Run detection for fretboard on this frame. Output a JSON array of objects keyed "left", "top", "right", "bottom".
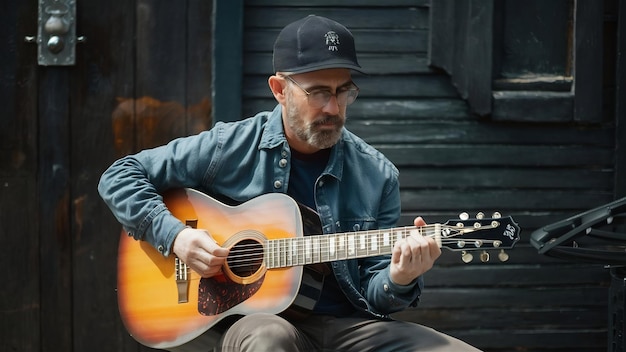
[{"left": 264, "top": 224, "right": 442, "bottom": 269}]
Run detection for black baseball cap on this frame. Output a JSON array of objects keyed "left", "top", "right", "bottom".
[{"left": 273, "top": 15, "right": 364, "bottom": 74}]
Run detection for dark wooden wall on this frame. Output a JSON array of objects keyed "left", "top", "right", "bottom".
[
  {"left": 1, "top": 1, "right": 211, "bottom": 351},
  {"left": 1, "top": 0, "right": 624, "bottom": 351}
]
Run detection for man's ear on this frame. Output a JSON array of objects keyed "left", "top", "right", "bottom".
[{"left": 268, "top": 75, "right": 287, "bottom": 104}]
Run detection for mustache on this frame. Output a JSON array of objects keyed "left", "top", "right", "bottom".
[{"left": 312, "top": 115, "right": 343, "bottom": 127}]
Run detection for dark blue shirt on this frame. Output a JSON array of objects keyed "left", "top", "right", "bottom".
[{"left": 287, "top": 148, "right": 354, "bottom": 316}]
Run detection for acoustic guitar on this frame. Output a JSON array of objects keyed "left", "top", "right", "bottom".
[{"left": 117, "top": 188, "right": 520, "bottom": 350}]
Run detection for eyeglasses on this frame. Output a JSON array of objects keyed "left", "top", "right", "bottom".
[{"left": 282, "top": 75, "right": 359, "bottom": 109}]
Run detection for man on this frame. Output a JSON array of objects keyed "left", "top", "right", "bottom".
[{"left": 99, "top": 15, "right": 481, "bottom": 352}]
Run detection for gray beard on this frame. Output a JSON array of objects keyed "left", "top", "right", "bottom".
[{"left": 286, "top": 102, "right": 344, "bottom": 150}]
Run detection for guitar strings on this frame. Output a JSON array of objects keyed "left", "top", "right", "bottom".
[
  {"left": 224, "top": 238, "right": 501, "bottom": 269},
  {"left": 221, "top": 224, "right": 499, "bottom": 269}
]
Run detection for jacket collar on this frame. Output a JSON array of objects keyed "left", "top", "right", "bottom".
[{"left": 260, "top": 104, "right": 344, "bottom": 181}]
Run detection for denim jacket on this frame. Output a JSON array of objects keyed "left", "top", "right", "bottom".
[{"left": 98, "top": 104, "right": 422, "bottom": 318}]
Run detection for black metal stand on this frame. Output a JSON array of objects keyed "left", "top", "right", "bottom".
[{"left": 531, "top": 197, "right": 626, "bottom": 351}]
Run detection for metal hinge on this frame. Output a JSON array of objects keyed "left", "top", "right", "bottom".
[{"left": 24, "top": 0, "right": 85, "bottom": 66}]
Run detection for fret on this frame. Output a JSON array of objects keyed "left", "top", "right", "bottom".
[
  {"left": 279, "top": 238, "right": 286, "bottom": 268},
  {"left": 320, "top": 236, "right": 330, "bottom": 262},
  {"left": 285, "top": 238, "right": 291, "bottom": 267},
  {"left": 266, "top": 240, "right": 272, "bottom": 268},
  {"left": 312, "top": 236, "right": 320, "bottom": 263},
  {"left": 370, "top": 232, "right": 378, "bottom": 253},
  {"left": 275, "top": 240, "right": 281, "bottom": 268},
  {"left": 296, "top": 237, "right": 303, "bottom": 266},
  {"left": 358, "top": 233, "right": 367, "bottom": 257},
  {"left": 347, "top": 234, "right": 356, "bottom": 257},
  {"left": 272, "top": 239, "right": 279, "bottom": 268},
  {"left": 336, "top": 234, "right": 346, "bottom": 259},
  {"left": 434, "top": 223, "right": 442, "bottom": 247},
  {"left": 305, "top": 237, "right": 312, "bottom": 264},
  {"left": 291, "top": 238, "right": 298, "bottom": 266}
]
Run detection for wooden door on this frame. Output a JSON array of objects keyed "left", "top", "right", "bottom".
[{"left": 1, "top": 1, "right": 213, "bottom": 351}]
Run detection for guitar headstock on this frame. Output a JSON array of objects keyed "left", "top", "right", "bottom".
[{"left": 439, "top": 212, "right": 521, "bottom": 263}]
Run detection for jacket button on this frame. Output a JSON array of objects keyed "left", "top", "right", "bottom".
[
  {"left": 274, "top": 180, "right": 282, "bottom": 189},
  {"left": 279, "top": 158, "right": 287, "bottom": 167},
  {"left": 383, "top": 284, "right": 389, "bottom": 292},
  {"left": 157, "top": 245, "right": 164, "bottom": 253}
]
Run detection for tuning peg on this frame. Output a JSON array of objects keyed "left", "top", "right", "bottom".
[
  {"left": 461, "top": 251, "right": 473, "bottom": 263},
  {"left": 498, "top": 249, "right": 510, "bottom": 262},
  {"left": 480, "top": 250, "right": 490, "bottom": 262},
  {"left": 492, "top": 212, "right": 502, "bottom": 219},
  {"left": 459, "top": 212, "right": 469, "bottom": 220},
  {"left": 476, "top": 212, "right": 484, "bottom": 219}
]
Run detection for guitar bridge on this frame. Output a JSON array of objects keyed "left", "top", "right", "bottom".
[
  {"left": 175, "top": 257, "right": 189, "bottom": 303},
  {"left": 174, "top": 219, "right": 198, "bottom": 303}
]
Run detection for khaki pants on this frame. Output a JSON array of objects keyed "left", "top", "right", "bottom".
[{"left": 218, "top": 313, "right": 482, "bottom": 352}]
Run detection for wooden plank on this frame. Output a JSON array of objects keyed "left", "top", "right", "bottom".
[
  {"left": 397, "top": 167, "right": 613, "bottom": 189},
  {"left": 428, "top": 0, "right": 454, "bottom": 72},
  {"left": 493, "top": 76, "right": 573, "bottom": 91},
  {"left": 454, "top": 329, "right": 606, "bottom": 350},
  {"left": 396, "top": 307, "right": 607, "bottom": 330},
  {"left": 70, "top": 0, "right": 140, "bottom": 351},
  {"left": 429, "top": 0, "right": 495, "bottom": 115},
  {"left": 423, "top": 264, "right": 610, "bottom": 287},
  {"left": 399, "top": 189, "right": 614, "bottom": 212},
  {"left": 213, "top": 0, "right": 244, "bottom": 123},
  {"left": 186, "top": 0, "right": 214, "bottom": 131},
  {"left": 615, "top": 0, "right": 626, "bottom": 197},
  {"left": 245, "top": 0, "right": 430, "bottom": 7},
  {"left": 0, "top": 179, "right": 39, "bottom": 352},
  {"left": 344, "top": 98, "right": 470, "bottom": 119},
  {"left": 347, "top": 121, "right": 614, "bottom": 146},
  {"left": 451, "top": 0, "right": 469, "bottom": 97},
  {"left": 38, "top": 67, "right": 72, "bottom": 352},
  {"left": 465, "top": 0, "right": 493, "bottom": 116},
  {"left": 135, "top": 0, "right": 188, "bottom": 148},
  {"left": 574, "top": 0, "right": 604, "bottom": 123},
  {"left": 492, "top": 90, "right": 574, "bottom": 122},
  {"left": 244, "top": 7, "right": 430, "bottom": 29},
  {"left": 380, "top": 145, "right": 613, "bottom": 167},
  {"left": 415, "top": 286, "right": 607, "bottom": 309}
]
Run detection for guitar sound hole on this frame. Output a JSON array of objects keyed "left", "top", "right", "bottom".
[{"left": 227, "top": 239, "right": 264, "bottom": 278}]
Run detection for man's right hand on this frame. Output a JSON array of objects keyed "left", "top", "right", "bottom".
[{"left": 172, "top": 227, "right": 230, "bottom": 277}]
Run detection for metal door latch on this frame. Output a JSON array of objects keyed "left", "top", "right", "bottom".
[{"left": 24, "top": 0, "right": 85, "bottom": 66}]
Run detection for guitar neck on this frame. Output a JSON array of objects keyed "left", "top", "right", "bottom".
[{"left": 265, "top": 225, "right": 443, "bottom": 269}]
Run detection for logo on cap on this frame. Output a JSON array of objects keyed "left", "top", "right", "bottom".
[{"left": 325, "top": 31, "right": 340, "bottom": 52}]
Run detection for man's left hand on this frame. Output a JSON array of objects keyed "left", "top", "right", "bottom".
[{"left": 389, "top": 217, "right": 442, "bottom": 286}]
